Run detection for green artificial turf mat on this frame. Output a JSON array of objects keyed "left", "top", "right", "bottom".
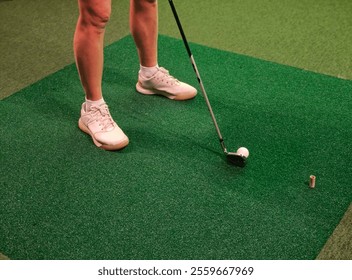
[{"left": 1, "top": 35, "right": 351, "bottom": 260}]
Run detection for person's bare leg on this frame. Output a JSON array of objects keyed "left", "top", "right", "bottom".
[
  {"left": 74, "top": 0, "right": 111, "bottom": 101},
  {"left": 130, "top": 0, "right": 197, "bottom": 100},
  {"left": 130, "top": 0, "right": 158, "bottom": 67},
  {"left": 74, "top": 0, "right": 129, "bottom": 150}
]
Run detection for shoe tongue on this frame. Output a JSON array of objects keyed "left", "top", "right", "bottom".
[
  {"left": 87, "top": 103, "right": 115, "bottom": 131},
  {"left": 84, "top": 95, "right": 104, "bottom": 108},
  {"left": 86, "top": 102, "right": 105, "bottom": 112},
  {"left": 100, "top": 110, "right": 115, "bottom": 131}
]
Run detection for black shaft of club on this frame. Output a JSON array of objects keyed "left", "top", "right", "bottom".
[{"left": 168, "top": 0, "right": 228, "bottom": 153}]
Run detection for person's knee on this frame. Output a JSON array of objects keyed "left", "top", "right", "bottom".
[
  {"left": 132, "top": 0, "right": 157, "bottom": 8},
  {"left": 79, "top": 0, "right": 111, "bottom": 29},
  {"left": 135, "top": 0, "right": 157, "bottom": 3}
]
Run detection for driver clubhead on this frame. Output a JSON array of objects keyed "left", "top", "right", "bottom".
[{"left": 226, "top": 152, "right": 246, "bottom": 167}]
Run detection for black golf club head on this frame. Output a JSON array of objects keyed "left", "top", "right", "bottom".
[{"left": 226, "top": 152, "right": 246, "bottom": 167}]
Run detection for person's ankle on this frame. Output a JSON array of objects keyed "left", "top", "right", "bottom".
[
  {"left": 139, "top": 64, "right": 159, "bottom": 78},
  {"left": 85, "top": 97, "right": 105, "bottom": 111}
]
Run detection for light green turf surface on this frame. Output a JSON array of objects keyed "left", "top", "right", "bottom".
[
  {"left": 159, "top": 0, "right": 352, "bottom": 80},
  {"left": 0, "top": 0, "right": 130, "bottom": 99},
  {"left": 317, "top": 203, "right": 352, "bottom": 260},
  {"left": 0, "top": 253, "right": 9, "bottom": 260}
]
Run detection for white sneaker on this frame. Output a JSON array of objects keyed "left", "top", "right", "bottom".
[
  {"left": 78, "top": 102, "right": 129, "bottom": 150},
  {"left": 136, "top": 67, "right": 197, "bottom": 100}
]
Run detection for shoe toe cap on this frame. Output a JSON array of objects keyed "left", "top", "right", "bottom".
[
  {"left": 171, "top": 82, "right": 197, "bottom": 100},
  {"left": 95, "top": 125, "right": 129, "bottom": 147}
]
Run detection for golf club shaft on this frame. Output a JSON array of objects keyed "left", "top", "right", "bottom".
[{"left": 168, "top": 0, "right": 228, "bottom": 154}]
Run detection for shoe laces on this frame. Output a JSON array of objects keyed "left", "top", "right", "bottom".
[
  {"left": 157, "top": 67, "right": 180, "bottom": 86},
  {"left": 87, "top": 103, "right": 115, "bottom": 132}
]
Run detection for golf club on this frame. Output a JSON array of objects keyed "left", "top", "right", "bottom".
[{"left": 168, "top": 0, "right": 247, "bottom": 167}]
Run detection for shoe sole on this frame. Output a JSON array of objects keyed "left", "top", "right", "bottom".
[
  {"left": 78, "top": 119, "right": 129, "bottom": 151},
  {"left": 136, "top": 82, "right": 196, "bottom": 101}
]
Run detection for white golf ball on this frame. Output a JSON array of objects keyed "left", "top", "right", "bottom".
[{"left": 237, "top": 147, "right": 249, "bottom": 158}]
